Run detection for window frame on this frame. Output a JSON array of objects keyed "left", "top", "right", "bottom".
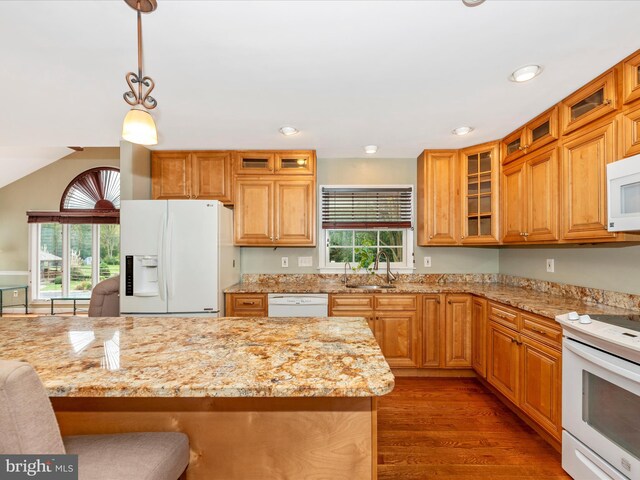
[
  {"left": 318, "top": 184, "right": 415, "bottom": 273},
  {"left": 29, "top": 223, "right": 118, "bottom": 302}
]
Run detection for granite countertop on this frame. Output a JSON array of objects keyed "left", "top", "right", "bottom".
[
  {"left": 225, "top": 280, "right": 639, "bottom": 319},
  {"left": 0, "top": 316, "right": 394, "bottom": 398}
]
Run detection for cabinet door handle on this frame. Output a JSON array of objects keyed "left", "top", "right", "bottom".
[
  {"left": 530, "top": 327, "right": 547, "bottom": 335},
  {"left": 242, "top": 301, "right": 255, "bottom": 305},
  {"left": 429, "top": 235, "right": 433, "bottom": 239},
  {"left": 276, "top": 235, "right": 279, "bottom": 240},
  {"left": 270, "top": 236, "right": 274, "bottom": 241},
  {"left": 447, "top": 300, "right": 452, "bottom": 304},
  {"left": 603, "top": 99, "right": 612, "bottom": 106}
]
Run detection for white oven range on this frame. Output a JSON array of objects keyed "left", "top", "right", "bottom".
[{"left": 556, "top": 312, "right": 640, "bottom": 480}]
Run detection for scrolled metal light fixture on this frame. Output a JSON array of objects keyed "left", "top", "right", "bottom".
[{"left": 122, "top": 0, "right": 159, "bottom": 146}]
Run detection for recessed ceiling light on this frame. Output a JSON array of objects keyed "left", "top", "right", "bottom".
[
  {"left": 279, "top": 126, "right": 299, "bottom": 136},
  {"left": 364, "top": 145, "right": 378, "bottom": 154},
  {"left": 452, "top": 126, "right": 474, "bottom": 136},
  {"left": 462, "top": 0, "right": 485, "bottom": 6},
  {"left": 510, "top": 65, "right": 542, "bottom": 83}
]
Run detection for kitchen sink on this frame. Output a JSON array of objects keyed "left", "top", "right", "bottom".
[{"left": 345, "top": 284, "right": 396, "bottom": 289}]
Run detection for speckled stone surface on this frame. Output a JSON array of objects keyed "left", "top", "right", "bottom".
[
  {"left": 0, "top": 316, "right": 394, "bottom": 398},
  {"left": 225, "top": 274, "right": 640, "bottom": 318}
]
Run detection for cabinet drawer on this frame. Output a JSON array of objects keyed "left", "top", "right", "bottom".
[
  {"left": 330, "top": 295, "right": 374, "bottom": 311},
  {"left": 374, "top": 295, "right": 418, "bottom": 311},
  {"left": 488, "top": 302, "right": 520, "bottom": 329},
  {"left": 231, "top": 295, "right": 266, "bottom": 312},
  {"left": 521, "top": 313, "right": 562, "bottom": 348}
]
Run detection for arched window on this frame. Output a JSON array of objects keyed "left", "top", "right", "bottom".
[
  {"left": 27, "top": 167, "right": 120, "bottom": 224},
  {"left": 27, "top": 167, "right": 120, "bottom": 301},
  {"left": 61, "top": 167, "right": 120, "bottom": 211}
]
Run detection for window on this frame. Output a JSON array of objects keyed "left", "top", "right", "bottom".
[
  {"left": 27, "top": 167, "right": 120, "bottom": 301},
  {"left": 319, "top": 185, "right": 414, "bottom": 271}
]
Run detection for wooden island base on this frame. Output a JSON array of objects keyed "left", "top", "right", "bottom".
[{"left": 52, "top": 396, "right": 377, "bottom": 480}]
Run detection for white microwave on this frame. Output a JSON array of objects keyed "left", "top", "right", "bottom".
[{"left": 607, "top": 154, "right": 640, "bottom": 232}]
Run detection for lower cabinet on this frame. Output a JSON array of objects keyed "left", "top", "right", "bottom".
[
  {"left": 486, "top": 301, "right": 562, "bottom": 442},
  {"left": 225, "top": 293, "right": 268, "bottom": 317},
  {"left": 471, "top": 297, "right": 488, "bottom": 378},
  {"left": 421, "top": 294, "right": 472, "bottom": 368},
  {"left": 330, "top": 294, "right": 419, "bottom": 368}
]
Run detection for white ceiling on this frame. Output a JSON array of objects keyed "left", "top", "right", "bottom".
[{"left": 0, "top": 0, "right": 639, "bottom": 166}]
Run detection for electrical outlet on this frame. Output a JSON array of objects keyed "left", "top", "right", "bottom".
[
  {"left": 424, "top": 256, "right": 432, "bottom": 268},
  {"left": 12, "top": 290, "right": 18, "bottom": 298},
  {"left": 546, "top": 258, "right": 555, "bottom": 273},
  {"left": 298, "top": 256, "right": 312, "bottom": 267},
  {"left": 281, "top": 257, "right": 289, "bottom": 268}
]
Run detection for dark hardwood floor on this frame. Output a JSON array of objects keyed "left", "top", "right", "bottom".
[{"left": 377, "top": 377, "right": 571, "bottom": 480}]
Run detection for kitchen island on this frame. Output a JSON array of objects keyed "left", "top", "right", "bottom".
[{"left": 0, "top": 315, "right": 394, "bottom": 479}]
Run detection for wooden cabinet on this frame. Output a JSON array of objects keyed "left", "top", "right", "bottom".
[
  {"left": 471, "top": 297, "right": 487, "bottom": 378},
  {"left": 233, "top": 150, "right": 316, "bottom": 247},
  {"left": 486, "top": 301, "right": 562, "bottom": 441},
  {"left": 560, "top": 69, "right": 618, "bottom": 135},
  {"left": 419, "top": 294, "right": 472, "bottom": 369},
  {"left": 417, "top": 150, "right": 459, "bottom": 245},
  {"left": 621, "top": 102, "right": 640, "bottom": 158},
  {"left": 234, "top": 178, "right": 315, "bottom": 246},
  {"left": 444, "top": 295, "right": 472, "bottom": 367},
  {"left": 330, "top": 294, "right": 419, "bottom": 368},
  {"left": 376, "top": 311, "right": 420, "bottom": 368},
  {"left": 622, "top": 50, "right": 640, "bottom": 105},
  {"left": 151, "top": 151, "right": 192, "bottom": 199},
  {"left": 487, "top": 320, "right": 520, "bottom": 404},
  {"left": 502, "top": 146, "right": 559, "bottom": 243},
  {"left": 502, "top": 107, "right": 559, "bottom": 165},
  {"left": 561, "top": 118, "right": 617, "bottom": 241},
  {"left": 520, "top": 335, "right": 562, "bottom": 440},
  {"left": 225, "top": 293, "right": 268, "bottom": 317},
  {"left": 421, "top": 295, "right": 442, "bottom": 368},
  {"left": 459, "top": 142, "right": 500, "bottom": 244},
  {"left": 151, "top": 151, "right": 233, "bottom": 204},
  {"left": 235, "top": 151, "right": 316, "bottom": 176}
]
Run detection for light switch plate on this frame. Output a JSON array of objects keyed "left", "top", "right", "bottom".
[
  {"left": 424, "top": 256, "right": 432, "bottom": 268},
  {"left": 281, "top": 257, "right": 289, "bottom": 268},
  {"left": 298, "top": 256, "right": 313, "bottom": 267},
  {"left": 546, "top": 258, "right": 555, "bottom": 273}
]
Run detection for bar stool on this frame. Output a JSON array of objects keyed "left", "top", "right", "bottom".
[{"left": 0, "top": 360, "right": 189, "bottom": 480}]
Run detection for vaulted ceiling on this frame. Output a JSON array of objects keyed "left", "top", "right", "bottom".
[{"left": 0, "top": 0, "right": 639, "bottom": 173}]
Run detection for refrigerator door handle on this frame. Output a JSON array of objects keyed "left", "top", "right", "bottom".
[
  {"left": 166, "top": 212, "right": 174, "bottom": 299},
  {"left": 157, "top": 212, "right": 166, "bottom": 301}
]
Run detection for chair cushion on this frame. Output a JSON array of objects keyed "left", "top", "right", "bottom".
[
  {"left": 63, "top": 432, "right": 189, "bottom": 480},
  {"left": 0, "top": 360, "right": 65, "bottom": 454},
  {"left": 88, "top": 275, "right": 120, "bottom": 317}
]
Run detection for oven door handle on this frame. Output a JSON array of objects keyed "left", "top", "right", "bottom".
[{"left": 565, "top": 340, "right": 640, "bottom": 383}]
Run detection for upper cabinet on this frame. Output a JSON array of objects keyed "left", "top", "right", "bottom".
[
  {"left": 560, "top": 118, "right": 617, "bottom": 241},
  {"left": 233, "top": 150, "right": 316, "bottom": 247},
  {"left": 621, "top": 102, "right": 640, "bottom": 158},
  {"left": 235, "top": 151, "right": 316, "bottom": 176},
  {"left": 152, "top": 151, "right": 233, "bottom": 204},
  {"left": 460, "top": 142, "right": 500, "bottom": 244},
  {"left": 501, "top": 145, "right": 559, "bottom": 244},
  {"left": 560, "top": 69, "right": 618, "bottom": 135},
  {"left": 622, "top": 50, "right": 640, "bottom": 105},
  {"left": 417, "top": 150, "right": 459, "bottom": 245},
  {"left": 502, "top": 107, "right": 559, "bottom": 165}
]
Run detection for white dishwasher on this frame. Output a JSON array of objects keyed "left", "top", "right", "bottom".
[{"left": 268, "top": 294, "right": 329, "bottom": 317}]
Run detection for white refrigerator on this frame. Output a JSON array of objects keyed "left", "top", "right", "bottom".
[{"left": 120, "top": 200, "right": 239, "bottom": 316}]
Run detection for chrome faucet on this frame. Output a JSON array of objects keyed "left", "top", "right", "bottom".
[
  {"left": 343, "top": 262, "right": 352, "bottom": 285},
  {"left": 374, "top": 251, "right": 397, "bottom": 284}
]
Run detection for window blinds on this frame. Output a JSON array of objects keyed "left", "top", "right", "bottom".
[{"left": 321, "top": 186, "right": 413, "bottom": 229}]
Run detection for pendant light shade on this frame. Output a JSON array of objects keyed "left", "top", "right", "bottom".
[{"left": 122, "top": 107, "right": 158, "bottom": 145}]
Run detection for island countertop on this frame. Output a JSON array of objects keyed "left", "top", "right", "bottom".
[{"left": 0, "top": 315, "right": 395, "bottom": 398}]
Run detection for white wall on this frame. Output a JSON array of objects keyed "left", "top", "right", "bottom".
[{"left": 499, "top": 244, "right": 640, "bottom": 295}]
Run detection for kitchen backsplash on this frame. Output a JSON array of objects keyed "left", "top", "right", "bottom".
[{"left": 239, "top": 273, "right": 640, "bottom": 311}]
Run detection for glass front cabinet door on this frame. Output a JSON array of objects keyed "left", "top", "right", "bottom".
[
  {"left": 623, "top": 50, "right": 640, "bottom": 105},
  {"left": 460, "top": 142, "right": 500, "bottom": 244},
  {"left": 560, "top": 69, "right": 617, "bottom": 135}
]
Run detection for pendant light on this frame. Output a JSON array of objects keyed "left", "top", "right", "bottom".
[{"left": 122, "top": 0, "right": 158, "bottom": 146}]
